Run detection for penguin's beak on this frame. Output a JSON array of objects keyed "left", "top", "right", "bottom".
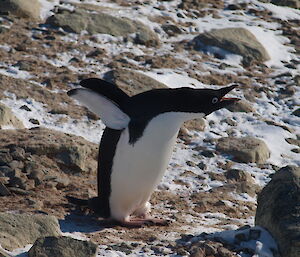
[{"left": 218, "top": 84, "right": 240, "bottom": 107}]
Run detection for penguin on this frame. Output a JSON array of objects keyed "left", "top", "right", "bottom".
[{"left": 67, "top": 78, "right": 239, "bottom": 227}]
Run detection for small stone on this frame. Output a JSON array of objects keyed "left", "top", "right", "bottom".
[
  {"left": 55, "top": 177, "right": 70, "bottom": 189},
  {"left": 226, "top": 99, "right": 255, "bottom": 113},
  {"left": 291, "top": 148, "right": 300, "bottom": 153},
  {"left": 285, "top": 138, "right": 300, "bottom": 147},
  {"left": 9, "top": 176, "right": 27, "bottom": 190},
  {"left": 0, "top": 181, "right": 10, "bottom": 196},
  {"left": 161, "top": 24, "right": 182, "bottom": 36},
  {"left": 0, "top": 152, "right": 13, "bottom": 166},
  {"left": 8, "top": 187, "right": 32, "bottom": 195},
  {"left": 86, "top": 48, "right": 105, "bottom": 58},
  {"left": 292, "top": 108, "right": 300, "bottom": 117},
  {"left": 197, "top": 162, "right": 207, "bottom": 170},
  {"left": 0, "top": 166, "right": 14, "bottom": 177},
  {"left": 201, "top": 150, "right": 215, "bottom": 158},
  {"left": 8, "top": 160, "right": 24, "bottom": 170},
  {"left": 294, "top": 75, "right": 300, "bottom": 86},
  {"left": 186, "top": 161, "right": 197, "bottom": 167},
  {"left": 20, "top": 105, "right": 31, "bottom": 111},
  {"left": 225, "top": 169, "right": 254, "bottom": 183},
  {"left": 10, "top": 147, "right": 26, "bottom": 161},
  {"left": 29, "top": 119, "right": 40, "bottom": 125}
]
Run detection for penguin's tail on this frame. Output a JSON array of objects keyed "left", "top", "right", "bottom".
[{"left": 66, "top": 195, "right": 89, "bottom": 206}]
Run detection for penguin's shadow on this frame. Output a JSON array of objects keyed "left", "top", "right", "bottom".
[{"left": 59, "top": 212, "right": 118, "bottom": 233}]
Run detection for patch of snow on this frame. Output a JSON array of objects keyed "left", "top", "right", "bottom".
[
  {"left": 255, "top": 0, "right": 300, "bottom": 20},
  {"left": 0, "top": 94, "right": 104, "bottom": 144},
  {"left": 142, "top": 70, "right": 205, "bottom": 88},
  {"left": 39, "top": 0, "right": 60, "bottom": 20},
  {"left": 247, "top": 26, "right": 296, "bottom": 68},
  {"left": 0, "top": 66, "right": 33, "bottom": 80}
]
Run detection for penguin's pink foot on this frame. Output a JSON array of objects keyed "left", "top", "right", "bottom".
[{"left": 119, "top": 217, "right": 170, "bottom": 227}]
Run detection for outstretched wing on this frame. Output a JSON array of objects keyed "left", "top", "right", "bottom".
[{"left": 68, "top": 78, "right": 131, "bottom": 130}]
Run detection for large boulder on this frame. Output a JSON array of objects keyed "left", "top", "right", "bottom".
[
  {"left": 0, "top": 0, "right": 41, "bottom": 20},
  {"left": 0, "top": 127, "right": 98, "bottom": 175},
  {"left": 46, "top": 10, "right": 160, "bottom": 47},
  {"left": 0, "top": 103, "right": 24, "bottom": 129},
  {"left": 0, "top": 213, "right": 61, "bottom": 251},
  {"left": 192, "top": 28, "right": 270, "bottom": 66},
  {"left": 255, "top": 166, "right": 300, "bottom": 257},
  {"left": 28, "top": 236, "right": 97, "bottom": 257},
  {"left": 216, "top": 136, "right": 270, "bottom": 164}
]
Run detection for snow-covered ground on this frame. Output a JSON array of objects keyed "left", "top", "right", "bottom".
[{"left": 0, "top": 0, "right": 299, "bottom": 256}]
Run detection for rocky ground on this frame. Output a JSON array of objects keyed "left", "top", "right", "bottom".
[{"left": 0, "top": 0, "right": 299, "bottom": 257}]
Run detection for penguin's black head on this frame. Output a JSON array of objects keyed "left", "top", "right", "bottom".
[
  {"left": 176, "top": 84, "right": 240, "bottom": 116},
  {"left": 202, "top": 84, "right": 240, "bottom": 115}
]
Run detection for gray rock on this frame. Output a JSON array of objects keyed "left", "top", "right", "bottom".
[
  {"left": 47, "top": 10, "right": 159, "bottom": 47},
  {"left": 162, "top": 24, "right": 182, "bottom": 36},
  {"left": 216, "top": 136, "right": 270, "bottom": 164},
  {"left": 192, "top": 28, "right": 270, "bottom": 65},
  {"left": 183, "top": 118, "right": 206, "bottom": 132},
  {"left": 0, "top": 103, "right": 24, "bottom": 129},
  {"left": 269, "top": 0, "right": 300, "bottom": 8},
  {"left": 0, "top": 128, "right": 98, "bottom": 174},
  {"left": 226, "top": 100, "right": 255, "bottom": 113},
  {"left": 292, "top": 108, "right": 300, "bottom": 117},
  {"left": 0, "top": 213, "right": 61, "bottom": 251},
  {"left": 225, "top": 169, "right": 255, "bottom": 183},
  {"left": 28, "top": 236, "right": 97, "bottom": 257},
  {"left": 55, "top": 145, "right": 90, "bottom": 173},
  {"left": 10, "top": 147, "right": 26, "bottom": 161},
  {"left": 0, "top": 181, "right": 10, "bottom": 196},
  {"left": 294, "top": 75, "right": 300, "bottom": 86},
  {"left": 0, "top": 166, "right": 14, "bottom": 178},
  {"left": 255, "top": 165, "right": 300, "bottom": 257},
  {"left": 285, "top": 138, "right": 300, "bottom": 147},
  {"left": 0, "top": 0, "right": 41, "bottom": 20},
  {"left": 0, "top": 152, "right": 13, "bottom": 165}
]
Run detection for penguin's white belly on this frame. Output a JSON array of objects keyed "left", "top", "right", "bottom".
[{"left": 109, "top": 113, "right": 183, "bottom": 220}]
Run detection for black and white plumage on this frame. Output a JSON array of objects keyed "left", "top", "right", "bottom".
[{"left": 67, "top": 78, "right": 239, "bottom": 226}]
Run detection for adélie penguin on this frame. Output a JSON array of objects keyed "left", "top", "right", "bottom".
[{"left": 67, "top": 78, "right": 239, "bottom": 227}]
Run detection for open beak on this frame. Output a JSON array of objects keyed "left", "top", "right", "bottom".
[{"left": 218, "top": 84, "right": 240, "bottom": 106}]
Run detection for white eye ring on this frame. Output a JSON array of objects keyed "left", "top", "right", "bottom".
[{"left": 212, "top": 97, "right": 218, "bottom": 104}]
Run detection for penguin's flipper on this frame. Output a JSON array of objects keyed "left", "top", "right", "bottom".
[
  {"left": 68, "top": 87, "right": 130, "bottom": 130},
  {"left": 80, "top": 78, "right": 130, "bottom": 110}
]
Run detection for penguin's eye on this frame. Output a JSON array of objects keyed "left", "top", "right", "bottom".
[{"left": 212, "top": 97, "right": 218, "bottom": 104}]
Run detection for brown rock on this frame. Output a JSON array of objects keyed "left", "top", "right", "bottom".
[
  {"left": 226, "top": 100, "right": 255, "bottom": 113},
  {"left": 0, "top": 213, "right": 61, "bottom": 251},
  {"left": 0, "top": 0, "right": 41, "bottom": 20},
  {"left": 216, "top": 137, "right": 270, "bottom": 164},
  {"left": 104, "top": 69, "right": 168, "bottom": 96},
  {"left": 0, "top": 103, "right": 24, "bottom": 129},
  {"left": 192, "top": 28, "right": 270, "bottom": 65},
  {"left": 28, "top": 236, "right": 97, "bottom": 257}
]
